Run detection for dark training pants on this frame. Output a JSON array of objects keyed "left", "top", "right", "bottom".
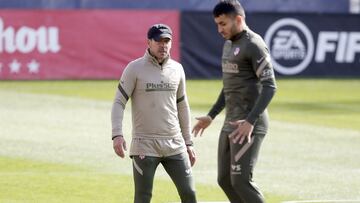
[
  {"left": 132, "top": 152, "right": 196, "bottom": 203},
  {"left": 217, "top": 129, "right": 266, "bottom": 203}
]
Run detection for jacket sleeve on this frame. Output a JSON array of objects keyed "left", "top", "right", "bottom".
[
  {"left": 177, "top": 66, "right": 192, "bottom": 146},
  {"left": 207, "top": 88, "right": 225, "bottom": 120},
  {"left": 246, "top": 39, "right": 277, "bottom": 125},
  {"left": 111, "top": 64, "right": 136, "bottom": 139}
]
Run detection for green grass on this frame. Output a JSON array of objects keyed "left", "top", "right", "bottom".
[
  {"left": 0, "top": 156, "right": 224, "bottom": 202},
  {"left": 0, "top": 80, "right": 116, "bottom": 101},
  {"left": 0, "top": 156, "right": 285, "bottom": 202},
  {"left": 270, "top": 79, "right": 360, "bottom": 130},
  {"left": 1, "top": 79, "right": 360, "bottom": 130},
  {"left": 1, "top": 79, "right": 359, "bottom": 202}
]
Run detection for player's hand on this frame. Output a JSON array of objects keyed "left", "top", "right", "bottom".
[
  {"left": 113, "top": 136, "right": 127, "bottom": 158},
  {"left": 186, "top": 146, "right": 196, "bottom": 167},
  {"left": 228, "top": 120, "right": 254, "bottom": 144},
  {"left": 192, "top": 115, "right": 212, "bottom": 137}
]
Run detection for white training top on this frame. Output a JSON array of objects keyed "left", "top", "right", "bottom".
[{"left": 111, "top": 49, "right": 192, "bottom": 157}]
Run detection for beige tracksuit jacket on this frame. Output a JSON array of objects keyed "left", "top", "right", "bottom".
[{"left": 111, "top": 49, "right": 192, "bottom": 157}]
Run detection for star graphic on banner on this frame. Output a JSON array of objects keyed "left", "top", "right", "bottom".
[
  {"left": 27, "top": 59, "right": 40, "bottom": 74},
  {"left": 9, "top": 59, "right": 21, "bottom": 74}
]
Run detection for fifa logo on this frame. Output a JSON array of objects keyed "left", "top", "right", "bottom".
[{"left": 265, "top": 18, "right": 360, "bottom": 75}]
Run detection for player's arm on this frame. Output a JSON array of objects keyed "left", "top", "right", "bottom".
[
  {"left": 208, "top": 89, "right": 225, "bottom": 120},
  {"left": 177, "top": 67, "right": 192, "bottom": 146},
  {"left": 192, "top": 89, "right": 225, "bottom": 137},
  {"left": 177, "top": 67, "right": 196, "bottom": 166},
  {"left": 246, "top": 43, "right": 277, "bottom": 125},
  {"left": 111, "top": 64, "right": 136, "bottom": 158}
]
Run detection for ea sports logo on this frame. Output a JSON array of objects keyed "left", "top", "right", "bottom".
[{"left": 265, "top": 18, "right": 314, "bottom": 75}]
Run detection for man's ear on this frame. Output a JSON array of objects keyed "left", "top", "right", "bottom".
[{"left": 236, "top": 15, "right": 243, "bottom": 26}]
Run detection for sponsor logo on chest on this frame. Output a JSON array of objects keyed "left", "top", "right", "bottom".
[
  {"left": 145, "top": 81, "right": 176, "bottom": 92},
  {"left": 222, "top": 61, "right": 239, "bottom": 73}
]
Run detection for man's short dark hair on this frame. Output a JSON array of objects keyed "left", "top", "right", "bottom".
[{"left": 213, "top": 0, "right": 245, "bottom": 18}]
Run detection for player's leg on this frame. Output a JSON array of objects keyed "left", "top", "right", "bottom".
[
  {"left": 161, "top": 152, "right": 197, "bottom": 203},
  {"left": 132, "top": 156, "right": 160, "bottom": 203},
  {"left": 217, "top": 130, "right": 244, "bottom": 202},
  {"left": 230, "top": 133, "right": 266, "bottom": 203}
]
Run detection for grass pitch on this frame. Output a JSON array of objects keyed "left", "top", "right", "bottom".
[
  {"left": 0, "top": 79, "right": 359, "bottom": 202},
  {"left": 0, "top": 156, "right": 231, "bottom": 202},
  {"left": 1, "top": 79, "right": 359, "bottom": 130}
]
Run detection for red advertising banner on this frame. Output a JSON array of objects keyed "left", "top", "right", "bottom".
[{"left": 0, "top": 10, "right": 180, "bottom": 80}]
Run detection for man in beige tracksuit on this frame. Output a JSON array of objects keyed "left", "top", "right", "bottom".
[{"left": 111, "top": 24, "right": 197, "bottom": 203}]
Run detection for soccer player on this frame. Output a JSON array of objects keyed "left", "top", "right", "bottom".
[
  {"left": 111, "top": 24, "right": 197, "bottom": 203},
  {"left": 192, "top": 1, "right": 277, "bottom": 202}
]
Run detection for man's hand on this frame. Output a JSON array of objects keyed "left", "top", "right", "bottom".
[
  {"left": 186, "top": 146, "right": 196, "bottom": 167},
  {"left": 113, "top": 136, "right": 127, "bottom": 158},
  {"left": 192, "top": 115, "right": 212, "bottom": 137},
  {"left": 228, "top": 120, "right": 254, "bottom": 144}
]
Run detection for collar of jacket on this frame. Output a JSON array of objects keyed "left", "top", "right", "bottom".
[
  {"left": 145, "top": 49, "right": 170, "bottom": 68},
  {"left": 230, "top": 29, "right": 247, "bottom": 42}
]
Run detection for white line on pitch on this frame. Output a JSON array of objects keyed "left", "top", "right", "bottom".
[{"left": 282, "top": 200, "right": 360, "bottom": 203}]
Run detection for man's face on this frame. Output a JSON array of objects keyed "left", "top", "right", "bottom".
[
  {"left": 148, "top": 38, "right": 172, "bottom": 62},
  {"left": 214, "top": 14, "right": 239, "bottom": 40}
]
